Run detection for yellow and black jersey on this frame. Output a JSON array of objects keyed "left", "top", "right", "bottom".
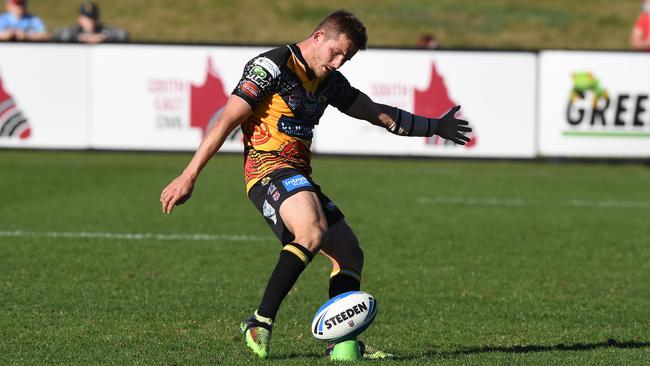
[{"left": 232, "top": 44, "right": 360, "bottom": 192}]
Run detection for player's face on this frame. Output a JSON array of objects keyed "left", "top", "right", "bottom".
[{"left": 312, "top": 31, "right": 357, "bottom": 78}]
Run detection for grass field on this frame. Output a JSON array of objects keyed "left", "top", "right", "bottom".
[
  {"left": 30, "top": 0, "right": 645, "bottom": 50},
  {"left": 1, "top": 150, "right": 649, "bottom": 365}
]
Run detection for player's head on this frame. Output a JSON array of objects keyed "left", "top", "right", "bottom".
[
  {"left": 313, "top": 10, "right": 367, "bottom": 52},
  {"left": 307, "top": 10, "right": 367, "bottom": 77}
]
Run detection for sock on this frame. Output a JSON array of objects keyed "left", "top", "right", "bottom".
[
  {"left": 253, "top": 310, "right": 273, "bottom": 326},
  {"left": 329, "top": 268, "right": 361, "bottom": 298},
  {"left": 256, "top": 243, "right": 313, "bottom": 321}
]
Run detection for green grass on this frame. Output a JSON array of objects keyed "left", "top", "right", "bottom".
[
  {"left": 1, "top": 150, "right": 650, "bottom": 365},
  {"left": 29, "top": 0, "right": 645, "bottom": 50}
]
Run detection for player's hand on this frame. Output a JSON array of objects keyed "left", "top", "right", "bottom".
[
  {"left": 434, "top": 105, "right": 472, "bottom": 145},
  {"left": 160, "top": 174, "right": 195, "bottom": 214}
]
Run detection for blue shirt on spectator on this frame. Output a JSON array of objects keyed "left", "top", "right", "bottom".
[{"left": 0, "top": 11, "right": 46, "bottom": 32}]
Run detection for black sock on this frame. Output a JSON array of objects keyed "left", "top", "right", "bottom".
[
  {"left": 256, "top": 243, "right": 313, "bottom": 321},
  {"left": 329, "top": 268, "right": 361, "bottom": 298}
]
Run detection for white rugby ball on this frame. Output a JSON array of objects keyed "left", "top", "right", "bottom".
[{"left": 311, "top": 291, "right": 377, "bottom": 342}]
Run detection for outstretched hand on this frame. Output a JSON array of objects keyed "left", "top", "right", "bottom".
[
  {"left": 160, "top": 175, "right": 195, "bottom": 214},
  {"left": 435, "top": 105, "right": 472, "bottom": 145}
]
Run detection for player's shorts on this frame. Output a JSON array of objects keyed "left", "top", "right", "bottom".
[{"left": 248, "top": 168, "right": 344, "bottom": 244}]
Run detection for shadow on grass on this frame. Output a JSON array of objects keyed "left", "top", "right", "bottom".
[
  {"left": 269, "top": 339, "right": 650, "bottom": 361},
  {"left": 402, "top": 338, "right": 650, "bottom": 360},
  {"left": 271, "top": 351, "right": 324, "bottom": 360}
]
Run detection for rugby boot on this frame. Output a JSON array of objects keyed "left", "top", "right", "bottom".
[{"left": 240, "top": 315, "right": 273, "bottom": 359}]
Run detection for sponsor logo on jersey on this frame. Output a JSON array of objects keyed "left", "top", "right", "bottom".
[
  {"left": 287, "top": 90, "right": 301, "bottom": 110},
  {"left": 267, "top": 183, "right": 277, "bottom": 195},
  {"left": 262, "top": 200, "right": 277, "bottom": 225},
  {"left": 272, "top": 191, "right": 281, "bottom": 201},
  {"left": 277, "top": 114, "right": 314, "bottom": 139},
  {"left": 246, "top": 58, "right": 280, "bottom": 89},
  {"left": 282, "top": 175, "right": 311, "bottom": 192},
  {"left": 251, "top": 65, "right": 267, "bottom": 79},
  {"left": 253, "top": 57, "right": 281, "bottom": 79},
  {"left": 241, "top": 81, "right": 260, "bottom": 98}
]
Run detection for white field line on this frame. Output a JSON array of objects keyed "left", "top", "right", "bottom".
[
  {"left": 416, "top": 197, "right": 650, "bottom": 209},
  {"left": 0, "top": 230, "right": 272, "bottom": 242}
]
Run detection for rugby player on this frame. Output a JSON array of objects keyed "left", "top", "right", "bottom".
[{"left": 160, "top": 9, "right": 471, "bottom": 360}]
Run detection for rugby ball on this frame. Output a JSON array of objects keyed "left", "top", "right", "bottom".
[{"left": 311, "top": 291, "right": 377, "bottom": 342}]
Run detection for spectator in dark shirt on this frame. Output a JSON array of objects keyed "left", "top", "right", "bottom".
[{"left": 54, "top": 2, "right": 128, "bottom": 44}]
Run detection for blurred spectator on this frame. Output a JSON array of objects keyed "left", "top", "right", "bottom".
[
  {"left": 0, "top": 0, "right": 49, "bottom": 41},
  {"left": 416, "top": 33, "right": 438, "bottom": 49},
  {"left": 630, "top": 0, "right": 650, "bottom": 50},
  {"left": 54, "top": 2, "right": 128, "bottom": 44}
]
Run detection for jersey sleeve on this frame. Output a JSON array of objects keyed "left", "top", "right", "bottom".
[
  {"left": 232, "top": 56, "right": 281, "bottom": 109},
  {"left": 326, "top": 71, "right": 360, "bottom": 112}
]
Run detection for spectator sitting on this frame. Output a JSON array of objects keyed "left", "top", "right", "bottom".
[
  {"left": 0, "top": 0, "right": 49, "bottom": 41},
  {"left": 630, "top": 0, "right": 650, "bottom": 50},
  {"left": 54, "top": 2, "right": 128, "bottom": 44}
]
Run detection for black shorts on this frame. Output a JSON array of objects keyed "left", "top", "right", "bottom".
[{"left": 248, "top": 168, "right": 344, "bottom": 244}]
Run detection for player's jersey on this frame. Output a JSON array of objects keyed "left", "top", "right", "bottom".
[{"left": 232, "top": 44, "right": 360, "bottom": 192}]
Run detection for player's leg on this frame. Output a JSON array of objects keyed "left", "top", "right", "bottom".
[
  {"left": 242, "top": 173, "right": 327, "bottom": 359},
  {"left": 320, "top": 217, "right": 394, "bottom": 360},
  {"left": 254, "top": 190, "right": 327, "bottom": 321},
  {"left": 319, "top": 219, "right": 364, "bottom": 298}
]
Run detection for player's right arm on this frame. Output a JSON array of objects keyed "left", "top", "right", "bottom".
[{"left": 160, "top": 95, "right": 252, "bottom": 214}]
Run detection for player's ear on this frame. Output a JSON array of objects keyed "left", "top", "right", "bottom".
[{"left": 313, "top": 30, "right": 325, "bottom": 44}]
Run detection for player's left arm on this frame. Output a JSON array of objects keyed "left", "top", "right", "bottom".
[{"left": 343, "top": 91, "right": 472, "bottom": 145}]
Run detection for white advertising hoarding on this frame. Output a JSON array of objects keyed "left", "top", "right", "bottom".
[
  {"left": 90, "top": 45, "right": 536, "bottom": 157},
  {"left": 0, "top": 45, "right": 536, "bottom": 157},
  {"left": 90, "top": 45, "right": 268, "bottom": 151},
  {"left": 0, "top": 44, "right": 91, "bottom": 149},
  {"left": 539, "top": 51, "right": 650, "bottom": 157},
  {"left": 313, "top": 50, "right": 537, "bottom": 158}
]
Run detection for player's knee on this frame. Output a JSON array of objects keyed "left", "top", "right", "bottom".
[{"left": 295, "top": 224, "right": 328, "bottom": 253}]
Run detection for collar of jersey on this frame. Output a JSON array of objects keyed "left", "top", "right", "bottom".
[{"left": 288, "top": 44, "right": 316, "bottom": 81}]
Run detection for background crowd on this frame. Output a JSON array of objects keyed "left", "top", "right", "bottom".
[
  {"left": 0, "top": 0, "right": 127, "bottom": 44},
  {"left": 0, "top": 0, "right": 648, "bottom": 50}
]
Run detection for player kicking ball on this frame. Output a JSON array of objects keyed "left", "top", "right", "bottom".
[{"left": 160, "top": 9, "right": 471, "bottom": 360}]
